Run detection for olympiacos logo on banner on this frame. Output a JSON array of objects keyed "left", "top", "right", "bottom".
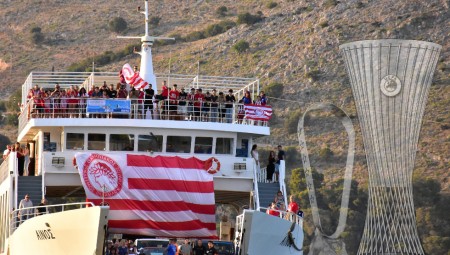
[{"left": 82, "top": 153, "right": 123, "bottom": 197}]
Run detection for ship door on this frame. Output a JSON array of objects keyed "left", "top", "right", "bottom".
[{"left": 27, "top": 141, "right": 36, "bottom": 176}]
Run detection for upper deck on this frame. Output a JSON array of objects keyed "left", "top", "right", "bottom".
[{"left": 18, "top": 72, "right": 271, "bottom": 142}]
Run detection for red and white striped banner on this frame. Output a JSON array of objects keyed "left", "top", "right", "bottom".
[
  {"left": 75, "top": 153, "right": 218, "bottom": 238},
  {"left": 122, "top": 63, "right": 149, "bottom": 89},
  {"left": 244, "top": 104, "right": 273, "bottom": 121}
]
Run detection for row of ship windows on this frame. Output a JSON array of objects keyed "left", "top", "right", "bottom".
[{"left": 65, "top": 133, "right": 234, "bottom": 155}]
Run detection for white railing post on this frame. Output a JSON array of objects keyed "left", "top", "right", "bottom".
[
  {"left": 11, "top": 153, "right": 19, "bottom": 210},
  {"left": 279, "top": 160, "right": 287, "bottom": 204},
  {"left": 252, "top": 159, "right": 260, "bottom": 211}
]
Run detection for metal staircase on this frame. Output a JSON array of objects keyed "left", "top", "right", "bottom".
[
  {"left": 17, "top": 176, "right": 42, "bottom": 206},
  {"left": 257, "top": 182, "right": 280, "bottom": 211}
]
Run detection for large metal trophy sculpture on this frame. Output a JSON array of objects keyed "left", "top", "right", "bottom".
[{"left": 339, "top": 40, "right": 441, "bottom": 254}]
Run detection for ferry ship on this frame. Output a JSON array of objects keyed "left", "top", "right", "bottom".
[{"left": 0, "top": 1, "right": 303, "bottom": 254}]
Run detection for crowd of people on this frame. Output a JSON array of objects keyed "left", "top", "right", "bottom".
[
  {"left": 251, "top": 144, "right": 285, "bottom": 183},
  {"left": 15, "top": 194, "right": 48, "bottom": 226},
  {"left": 2, "top": 142, "right": 30, "bottom": 176},
  {"left": 266, "top": 192, "right": 303, "bottom": 221},
  {"left": 105, "top": 238, "right": 221, "bottom": 255},
  {"left": 25, "top": 79, "right": 269, "bottom": 124}
]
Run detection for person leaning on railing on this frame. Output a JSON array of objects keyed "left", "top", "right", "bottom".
[
  {"left": 266, "top": 201, "right": 280, "bottom": 217},
  {"left": 225, "top": 89, "right": 235, "bottom": 123},
  {"left": 18, "top": 194, "right": 33, "bottom": 223},
  {"left": 210, "top": 89, "right": 219, "bottom": 122},
  {"left": 35, "top": 198, "right": 49, "bottom": 216},
  {"left": 217, "top": 91, "right": 226, "bottom": 122}
]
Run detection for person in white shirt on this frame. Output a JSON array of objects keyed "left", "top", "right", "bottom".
[
  {"left": 3, "top": 145, "right": 11, "bottom": 160},
  {"left": 251, "top": 144, "right": 260, "bottom": 175},
  {"left": 18, "top": 194, "right": 34, "bottom": 223}
]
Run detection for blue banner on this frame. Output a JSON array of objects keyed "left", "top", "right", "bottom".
[{"left": 86, "top": 99, "right": 131, "bottom": 114}]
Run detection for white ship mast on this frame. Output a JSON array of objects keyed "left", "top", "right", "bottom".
[{"left": 117, "top": 0, "right": 174, "bottom": 93}]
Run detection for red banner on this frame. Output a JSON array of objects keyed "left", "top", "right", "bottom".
[
  {"left": 75, "top": 153, "right": 219, "bottom": 238},
  {"left": 244, "top": 104, "right": 273, "bottom": 121}
]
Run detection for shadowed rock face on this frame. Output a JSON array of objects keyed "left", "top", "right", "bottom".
[{"left": 340, "top": 39, "right": 441, "bottom": 255}]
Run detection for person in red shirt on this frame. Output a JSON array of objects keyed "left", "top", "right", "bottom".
[
  {"left": 168, "top": 85, "right": 180, "bottom": 120},
  {"left": 193, "top": 88, "right": 205, "bottom": 121},
  {"left": 160, "top": 80, "right": 169, "bottom": 99},
  {"left": 266, "top": 202, "right": 280, "bottom": 217},
  {"left": 286, "top": 195, "right": 299, "bottom": 220}
]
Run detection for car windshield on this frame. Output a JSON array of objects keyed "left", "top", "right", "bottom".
[
  {"left": 141, "top": 247, "right": 166, "bottom": 255},
  {"left": 136, "top": 240, "right": 168, "bottom": 249},
  {"left": 214, "top": 242, "right": 234, "bottom": 254}
]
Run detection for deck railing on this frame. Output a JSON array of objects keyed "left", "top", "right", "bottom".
[
  {"left": 10, "top": 202, "right": 95, "bottom": 234},
  {"left": 19, "top": 98, "right": 269, "bottom": 134},
  {"left": 0, "top": 157, "right": 10, "bottom": 184}
]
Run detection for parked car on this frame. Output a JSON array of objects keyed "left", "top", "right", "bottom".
[
  {"left": 212, "top": 241, "right": 235, "bottom": 255},
  {"left": 194, "top": 240, "right": 234, "bottom": 255},
  {"left": 135, "top": 238, "right": 169, "bottom": 255}
]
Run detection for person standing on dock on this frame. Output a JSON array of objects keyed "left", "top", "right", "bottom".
[
  {"left": 179, "top": 238, "right": 192, "bottom": 255},
  {"left": 206, "top": 241, "right": 218, "bottom": 255},
  {"left": 167, "top": 239, "right": 177, "bottom": 255},
  {"left": 193, "top": 240, "right": 206, "bottom": 255}
]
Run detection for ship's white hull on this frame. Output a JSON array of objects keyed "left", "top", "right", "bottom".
[
  {"left": 8, "top": 206, "right": 109, "bottom": 255},
  {"left": 236, "top": 210, "right": 303, "bottom": 255}
]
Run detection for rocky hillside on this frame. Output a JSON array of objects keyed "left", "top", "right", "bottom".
[{"left": 1, "top": 0, "right": 447, "bottom": 186}]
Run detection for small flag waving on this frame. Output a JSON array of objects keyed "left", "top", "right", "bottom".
[
  {"left": 75, "top": 153, "right": 218, "bottom": 238},
  {"left": 244, "top": 104, "right": 273, "bottom": 121},
  {"left": 122, "top": 63, "right": 149, "bottom": 89}
]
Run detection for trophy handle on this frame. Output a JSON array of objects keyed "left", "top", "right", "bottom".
[{"left": 298, "top": 103, "right": 355, "bottom": 239}]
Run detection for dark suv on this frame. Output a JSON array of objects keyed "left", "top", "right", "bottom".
[{"left": 210, "top": 241, "right": 235, "bottom": 255}]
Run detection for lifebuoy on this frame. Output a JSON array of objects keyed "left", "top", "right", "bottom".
[{"left": 204, "top": 157, "right": 221, "bottom": 174}]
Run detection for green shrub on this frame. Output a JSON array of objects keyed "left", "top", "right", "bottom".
[
  {"left": 218, "top": 20, "right": 236, "bottom": 30},
  {"left": 284, "top": 110, "right": 302, "bottom": 134},
  {"left": 67, "top": 44, "right": 138, "bottom": 72},
  {"left": 232, "top": 40, "right": 250, "bottom": 54},
  {"left": 216, "top": 6, "right": 228, "bottom": 17},
  {"left": 266, "top": 1, "right": 278, "bottom": 8},
  {"left": 319, "top": 20, "right": 329, "bottom": 28},
  {"left": 30, "top": 26, "right": 42, "bottom": 33},
  {"left": 184, "top": 31, "right": 206, "bottom": 42},
  {"left": 109, "top": 17, "right": 127, "bottom": 33},
  {"left": 205, "top": 24, "right": 225, "bottom": 37},
  {"left": 149, "top": 16, "right": 161, "bottom": 27},
  {"left": 324, "top": 0, "right": 338, "bottom": 8},
  {"left": 263, "top": 82, "right": 283, "bottom": 98},
  {"left": 31, "top": 32, "right": 45, "bottom": 44},
  {"left": 4, "top": 114, "right": 18, "bottom": 126},
  {"left": 319, "top": 145, "right": 333, "bottom": 159},
  {"left": 305, "top": 69, "right": 321, "bottom": 81},
  {"left": 237, "top": 12, "right": 263, "bottom": 25},
  {"left": 183, "top": 20, "right": 235, "bottom": 42},
  {"left": 30, "top": 26, "right": 45, "bottom": 44}
]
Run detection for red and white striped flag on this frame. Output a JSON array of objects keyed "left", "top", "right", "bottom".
[
  {"left": 75, "top": 153, "right": 218, "bottom": 238},
  {"left": 122, "top": 63, "right": 149, "bottom": 89},
  {"left": 244, "top": 104, "right": 273, "bottom": 121}
]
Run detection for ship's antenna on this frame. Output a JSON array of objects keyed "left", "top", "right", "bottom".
[
  {"left": 168, "top": 50, "right": 172, "bottom": 74},
  {"left": 116, "top": 0, "right": 175, "bottom": 93}
]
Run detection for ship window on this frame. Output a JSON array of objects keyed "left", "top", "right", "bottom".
[
  {"left": 216, "top": 138, "right": 233, "bottom": 155},
  {"left": 194, "top": 137, "right": 213, "bottom": 154},
  {"left": 87, "top": 133, "right": 106, "bottom": 151},
  {"left": 66, "top": 133, "right": 85, "bottom": 150},
  {"left": 138, "top": 134, "right": 163, "bottom": 152},
  {"left": 110, "top": 134, "right": 135, "bottom": 151},
  {"left": 166, "top": 136, "right": 191, "bottom": 153}
]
